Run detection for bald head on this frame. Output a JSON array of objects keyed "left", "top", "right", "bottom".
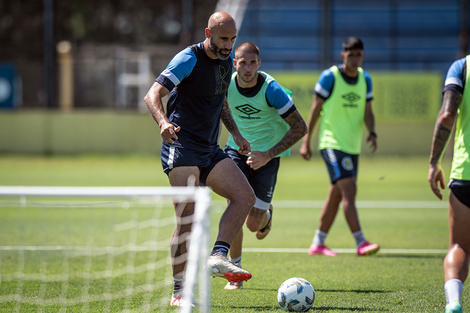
[
  {"left": 208, "top": 12, "right": 236, "bottom": 31},
  {"left": 204, "top": 11, "right": 237, "bottom": 60}
]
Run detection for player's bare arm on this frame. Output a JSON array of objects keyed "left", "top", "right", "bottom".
[
  {"left": 364, "top": 100, "right": 377, "bottom": 153},
  {"left": 247, "top": 110, "right": 307, "bottom": 170},
  {"left": 428, "top": 90, "right": 462, "bottom": 199},
  {"left": 300, "top": 94, "right": 324, "bottom": 160},
  {"left": 221, "top": 97, "right": 251, "bottom": 154},
  {"left": 144, "top": 82, "right": 181, "bottom": 144}
]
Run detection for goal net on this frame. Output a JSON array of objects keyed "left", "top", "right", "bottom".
[{"left": 0, "top": 186, "right": 212, "bottom": 313}]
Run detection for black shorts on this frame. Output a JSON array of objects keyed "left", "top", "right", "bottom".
[
  {"left": 160, "top": 144, "right": 229, "bottom": 185},
  {"left": 224, "top": 146, "right": 280, "bottom": 211},
  {"left": 320, "top": 148, "right": 358, "bottom": 184},
  {"left": 448, "top": 179, "right": 470, "bottom": 208}
]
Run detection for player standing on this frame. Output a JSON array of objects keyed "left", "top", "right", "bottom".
[
  {"left": 300, "top": 36, "right": 380, "bottom": 257},
  {"left": 144, "top": 12, "right": 255, "bottom": 306},
  {"left": 428, "top": 55, "right": 470, "bottom": 313},
  {"left": 223, "top": 42, "right": 307, "bottom": 289}
]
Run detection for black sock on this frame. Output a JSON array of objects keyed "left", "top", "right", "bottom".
[
  {"left": 211, "top": 241, "right": 230, "bottom": 256},
  {"left": 173, "top": 276, "right": 183, "bottom": 295}
]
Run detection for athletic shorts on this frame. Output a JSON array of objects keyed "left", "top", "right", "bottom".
[
  {"left": 448, "top": 179, "right": 470, "bottom": 208},
  {"left": 224, "top": 146, "right": 280, "bottom": 211},
  {"left": 320, "top": 148, "right": 358, "bottom": 184},
  {"left": 160, "top": 144, "right": 229, "bottom": 185}
]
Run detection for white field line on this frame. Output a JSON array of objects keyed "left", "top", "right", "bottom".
[
  {"left": 0, "top": 246, "right": 447, "bottom": 254},
  {"left": 243, "top": 248, "right": 447, "bottom": 254},
  {"left": 0, "top": 201, "right": 447, "bottom": 254},
  {"left": 213, "top": 200, "right": 447, "bottom": 209}
]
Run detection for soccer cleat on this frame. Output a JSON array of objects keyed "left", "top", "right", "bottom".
[
  {"left": 208, "top": 254, "right": 252, "bottom": 283},
  {"left": 308, "top": 244, "right": 337, "bottom": 256},
  {"left": 170, "top": 293, "right": 199, "bottom": 307},
  {"left": 224, "top": 280, "right": 243, "bottom": 290},
  {"left": 357, "top": 241, "right": 380, "bottom": 256},
  {"left": 445, "top": 301, "right": 462, "bottom": 313},
  {"left": 256, "top": 206, "right": 273, "bottom": 240}
]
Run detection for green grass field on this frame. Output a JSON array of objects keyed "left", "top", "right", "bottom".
[{"left": 0, "top": 154, "right": 462, "bottom": 312}]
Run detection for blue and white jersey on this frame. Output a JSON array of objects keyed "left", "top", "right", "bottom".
[
  {"left": 314, "top": 65, "right": 373, "bottom": 101},
  {"left": 155, "top": 42, "right": 233, "bottom": 152},
  {"left": 443, "top": 57, "right": 466, "bottom": 94},
  {"left": 264, "top": 78, "right": 295, "bottom": 117}
]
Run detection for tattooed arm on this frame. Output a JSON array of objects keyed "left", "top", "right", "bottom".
[
  {"left": 221, "top": 97, "right": 251, "bottom": 155},
  {"left": 428, "top": 90, "right": 462, "bottom": 199},
  {"left": 247, "top": 110, "right": 307, "bottom": 170}
]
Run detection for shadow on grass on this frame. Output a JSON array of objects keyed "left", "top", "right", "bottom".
[
  {"left": 244, "top": 287, "right": 391, "bottom": 293},
  {"left": 219, "top": 304, "right": 388, "bottom": 312},
  {"left": 312, "top": 306, "right": 388, "bottom": 312},
  {"left": 218, "top": 305, "right": 278, "bottom": 311},
  {"left": 315, "top": 289, "right": 390, "bottom": 294}
]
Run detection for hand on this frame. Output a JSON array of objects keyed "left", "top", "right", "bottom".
[
  {"left": 428, "top": 163, "right": 445, "bottom": 200},
  {"left": 299, "top": 142, "right": 312, "bottom": 160},
  {"left": 160, "top": 122, "right": 181, "bottom": 144},
  {"left": 246, "top": 150, "right": 270, "bottom": 170},
  {"left": 367, "top": 134, "right": 377, "bottom": 153},
  {"left": 233, "top": 133, "right": 251, "bottom": 155}
]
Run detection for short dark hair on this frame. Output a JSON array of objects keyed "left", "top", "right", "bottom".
[
  {"left": 235, "top": 42, "right": 260, "bottom": 59},
  {"left": 342, "top": 36, "right": 364, "bottom": 51}
]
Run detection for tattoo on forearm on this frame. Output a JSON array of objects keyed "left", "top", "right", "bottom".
[
  {"left": 429, "top": 90, "right": 461, "bottom": 164},
  {"left": 269, "top": 112, "right": 307, "bottom": 158},
  {"left": 221, "top": 101, "right": 236, "bottom": 133},
  {"left": 430, "top": 124, "right": 451, "bottom": 164}
]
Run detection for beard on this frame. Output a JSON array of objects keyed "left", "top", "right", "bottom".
[{"left": 209, "top": 38, "right": 231, "bottom": 60}]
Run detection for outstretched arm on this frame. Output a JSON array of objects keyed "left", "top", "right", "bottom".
[
  {"left": 221, "top": 97, "right": 251, "bottom": 155},
  {"left": 247, "top": 109, "right": 307, "bottom": 170},
  {"left": 144, "top": 82, "right": 181, "bottom": 144},
  {"left": 428, "top": 90, "right": 462, "bottom": 199}
]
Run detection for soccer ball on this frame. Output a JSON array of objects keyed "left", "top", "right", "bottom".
[{"left": 277, "top": 277, "right": 315, "bottom": 312}]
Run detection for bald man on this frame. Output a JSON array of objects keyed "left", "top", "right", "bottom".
[{"left": 144, "top": 12, "right": 254, "bottom": 307}]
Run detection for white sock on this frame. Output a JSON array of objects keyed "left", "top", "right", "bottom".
[
  {"left": 445, "top": 278, "right": 463, "bottom": 307},
  {"left": 312, "top": 230, "right": 327, "bottom": 246},
  {"left": 353, "top": 230, "right": 366, "bottom": 247},
  {"left": 229, "top": 255, "right": 242, "bottom": 268}
]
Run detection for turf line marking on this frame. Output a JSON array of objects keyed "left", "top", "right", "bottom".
[
  {"left": 243, "top": 248, "right": 447, "bottom": 254},
  {"left": 212, "top": 200, "right": 447, "bottom": 209},
  {"left": 0, "top": 246, "right": 447, "bottom": 254}
]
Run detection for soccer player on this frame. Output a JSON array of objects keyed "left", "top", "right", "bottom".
[
  {"left": 144, "top": 12, "right": 255, "bottom": 306},
  {"left": 299, "top": 36, "right": 380, "bottom": 257},
  {"left": 428, "top": 55, "right": 470, "bottom": 313},
  {"left": 223, "top": 42, "right": 307, "bottom": 289}
]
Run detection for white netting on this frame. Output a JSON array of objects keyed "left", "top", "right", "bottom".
[{"left": 0, "top": 186, "right": 211, "bottom": 313}]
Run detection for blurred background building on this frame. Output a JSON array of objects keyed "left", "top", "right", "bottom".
[
  {"left": 0, "top": 0, "right": 468, "bottom": 155},
  {"left": 0, "top": 0, "right": 468, "bottom": 110}
]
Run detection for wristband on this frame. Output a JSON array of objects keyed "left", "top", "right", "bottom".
[{"left": 369, "top": 131, "right": 377, "bottom": 138}]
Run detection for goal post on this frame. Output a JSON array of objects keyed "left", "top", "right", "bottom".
[{"left": 0, "top": 186, "right": 212, "bottom": 313}]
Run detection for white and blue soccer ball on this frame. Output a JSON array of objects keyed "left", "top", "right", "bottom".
[{"left": 277, "top": 277, "right": 315, "bottom": 312}]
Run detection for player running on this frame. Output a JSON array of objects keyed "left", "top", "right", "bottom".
[
  {"left": 144, "top": 12, "right": 254, "bottom": 306},
  {"left": 223, "top": 42, "right": 307, "bottom": 289}
]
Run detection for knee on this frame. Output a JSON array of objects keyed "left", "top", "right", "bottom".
[{"left": 242, "top": 187, "right": 256, "bottom": 210}]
